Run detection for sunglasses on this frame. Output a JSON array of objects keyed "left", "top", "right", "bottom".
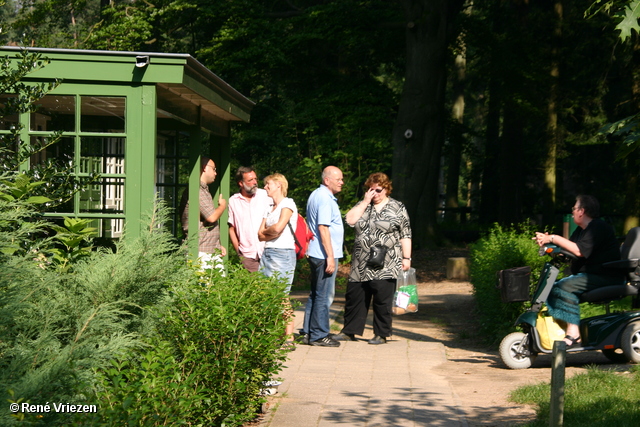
[{"left": 372, "top": 188, "right": 384, "bottom": 193}]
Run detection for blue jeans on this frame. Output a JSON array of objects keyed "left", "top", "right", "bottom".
[
  {"left": 547, "top": 273, "right": 624, "bottom": 325},
  {"left": 303, "top": 256, "right": 338, "bottom": 342},
  {"left": 259, "top": 248, "right": 296, "bottom": 294}
]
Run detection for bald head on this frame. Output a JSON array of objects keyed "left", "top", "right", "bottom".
[{"left": 322, "top": 166, "right": 344, "bottom": 195}]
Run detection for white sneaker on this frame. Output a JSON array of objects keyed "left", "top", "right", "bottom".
[{"left": 259, "top": 388, "right": 278, "bottom": 396}]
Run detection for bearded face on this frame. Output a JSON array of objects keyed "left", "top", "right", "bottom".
[
  {"left": 240, "top": 171, "right": 258, "bottom": 196},
  {"left": 243, "top": 181, "right": 258, "bottom": 195}
]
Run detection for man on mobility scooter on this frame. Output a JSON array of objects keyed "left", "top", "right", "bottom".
[{"left": 533, "top": 195, "right": 624, "bottom": 348}]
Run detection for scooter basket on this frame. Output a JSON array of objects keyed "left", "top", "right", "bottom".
[{"left": 497, "top": 266, "right": 531, "bottom": 303}]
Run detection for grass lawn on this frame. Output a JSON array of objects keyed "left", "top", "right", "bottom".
[{"left": 510, "top": 365, "right": 640, "bottom": 426}]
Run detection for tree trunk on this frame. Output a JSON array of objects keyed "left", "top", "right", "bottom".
[
  {"left": 623, "top": 156, "right": 640, "bottom": 233},
  {"left": 445, "top": 48, "right": 466, "bottom": 223},
  {"left": 498, "top": 99, "right": 524, "bottom": 224},
  {"left": 479, "top": 1, "right": 503, "bottom": 225},
  {"left": 392, "top": 0, "right": 464, "bottom": 248},
  {"left": 543, "top": 0, "right": 563, "bottom": 226},
  {"left": 623, "top": 38, "right": 640, "bottom": 233}
]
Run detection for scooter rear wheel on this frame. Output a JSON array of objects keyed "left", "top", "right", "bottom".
[
  {"left": 500, "top": 332, "right": 537, "bottom": 369},
  {"left": 621, "top": 321, "right": 640, "bottom": 363}
]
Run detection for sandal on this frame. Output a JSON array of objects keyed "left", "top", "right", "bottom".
[
  {"left": 564, "top": 335, "right": 582, "bottom": 348},
  {"left": 281, "top": 341, "right": 296, "bottom": 351}
]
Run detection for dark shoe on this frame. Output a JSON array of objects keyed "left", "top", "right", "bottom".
[
  {"left": 310, "top": 336, "right": 341, "bottom": 347},
  {"left": 368, "top": 336, "right": 387, "bottom": 345},
  {"left": 332, "top": 332, "right": 357, "bottom": 341},
  {"left": 295, "top": 333, "right": 309, "bottom": 345}
]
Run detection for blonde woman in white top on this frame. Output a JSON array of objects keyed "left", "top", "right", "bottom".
[{"left": 258, "top": 173, "right": 298, "bottom": 344}]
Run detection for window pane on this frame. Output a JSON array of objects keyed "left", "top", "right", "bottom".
[
  {"left": 30, "top": 95, "right": 75, "bottom": 132},
  {"left": 177, "top": 132, "right": 189, "bottom": 157},
  {"left": 86, "top": 218, "right": 124, "bottom": 239},
  {"left": 157, "top": 130, "right": 176, "bottom": 156},
  {"left": 0, "top": 95, "right": 20, "bottom": 130},
  {"left": 157, "top": 185, "right": 177, "bottom": 234},
  {"left": 157, "top": 157, "right": 176, "bottom": 184},
  {"left": 79, "top": 178, "right": 125, "bottom": 213},
  {"left": 30, "top": 136, "right": 75, "bottom": 167},
  {"left": 81, "top": 96, "right": 125, "bottom": 133},
  {"left": 47, "top": 197, "right": 75, "bottom": 214},
  {"left": 80, "top": 137, "right": 125, "bottom": 174},
  {"left": 178, "top": 158, "right": 191, "bottom": 185}
]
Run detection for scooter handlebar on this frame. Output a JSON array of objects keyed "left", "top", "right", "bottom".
[{"left": 539, "top": 244, "right": 579, "bottom": 261}]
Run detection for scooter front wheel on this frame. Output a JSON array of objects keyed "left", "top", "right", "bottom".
[
  {"left": 621, "top": 321, "right": 640, "bottom": 363},
  {"left": 500, "top": 332, "right": 537, "bottom": 369}
]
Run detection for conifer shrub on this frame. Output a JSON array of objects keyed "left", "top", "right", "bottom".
[
  {"left": 0, "top": 202, "right": 189, "bottom": 426},
  {"left": 1, "top": 200, "right": 289, "bottom": 426},
  {"left": 469, "top": 223, "right": 547, "bottom": 344}
]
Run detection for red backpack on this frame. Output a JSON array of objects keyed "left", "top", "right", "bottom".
[{"left": 288, "top": 213, "right": 315, "bottom": 260}]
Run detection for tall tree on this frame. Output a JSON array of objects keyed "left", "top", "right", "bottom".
[
  {"left": 542, "top": 0, "right": 563, "bottom": 225},
  {"left": 391, "top": 0, "right": 464, "bottom": 248},
  {"left": 444, "top": 23, "right": 467, "bottom": 224}
]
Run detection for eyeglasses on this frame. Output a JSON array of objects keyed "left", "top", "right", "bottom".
[
  {"left": 372, "top": 188, "right": 383, "bottom": 193},
  {"left": 572, "top": 206, "right": 581, "bottom": 212},
  {"left": 206, "top": 165, "right": 217, "bottom": 172}
]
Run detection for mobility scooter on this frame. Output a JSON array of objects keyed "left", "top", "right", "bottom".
[{"left": 499, "top": 227, "right": 640, "bottom": 369}]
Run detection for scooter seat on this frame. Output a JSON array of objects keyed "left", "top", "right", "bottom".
[{"left": 580, "top": 284, "right": 639, "bottom": 304}]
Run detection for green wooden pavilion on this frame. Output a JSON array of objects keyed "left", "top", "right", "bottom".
[{"left": 0, "top": 46, "right": 254, "bottom": 256}]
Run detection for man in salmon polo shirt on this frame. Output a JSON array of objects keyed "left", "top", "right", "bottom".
[{"left": 228, "top": 166, "right": 273, "bottom": 272}]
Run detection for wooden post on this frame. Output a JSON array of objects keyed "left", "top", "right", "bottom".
[
  {"left": 550, "top": 340, "right": 566, "bottom": 427},
  {"left": 446, "top": 257, "right": 469, "bottom": 280}
]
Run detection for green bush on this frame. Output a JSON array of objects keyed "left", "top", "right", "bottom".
[
  {"left": 78, "top": 342, "right": 203, "bottom": 426},
  {"left": 0, "top": 202, "right": 191, "bottom": 426},
  {"left": 76, "top": 265, "right": 290, "bottom": 427},
  {"left": 469, "top": 223, "right": 547, "bottom": 345},
  {"left": 156, "top": 265, "right": 289, "bottom": 425},
  {"left": 1, "top": 199, "right": 289, "bottom": 426}
]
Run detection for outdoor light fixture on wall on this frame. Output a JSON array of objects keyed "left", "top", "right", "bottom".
[{"left": 135, "top": 56, "right": 150, "bottom": 68}]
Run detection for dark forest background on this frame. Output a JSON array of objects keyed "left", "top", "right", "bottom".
[{"left": 2, "top": 0, "right": 640, "bottom": 247}]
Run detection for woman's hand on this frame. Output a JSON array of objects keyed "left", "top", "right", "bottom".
[
  {"left": 346, "top": 189, "right": 376, "bottom": 226},
  {"left": 363, "top": 187, "right": 376, "bottom": 204},
  {"left": 402, "top": 258, "right": 411, "bottom": 271}
]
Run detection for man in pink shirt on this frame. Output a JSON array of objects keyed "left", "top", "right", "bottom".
[{"left": 228, "top": 166, "right": 273, "bottom": 272}]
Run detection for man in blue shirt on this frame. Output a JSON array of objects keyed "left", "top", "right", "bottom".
[{"left": 303, "top": 166, "right": 345, "bottom": 347}]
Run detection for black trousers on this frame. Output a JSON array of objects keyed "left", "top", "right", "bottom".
[{"left": 342, "top": 279, "right": 396, "bottom": 338}]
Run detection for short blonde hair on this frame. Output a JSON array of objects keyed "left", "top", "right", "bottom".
[{"left": 264, "top": 173, "right": 289, "bottom": 197}]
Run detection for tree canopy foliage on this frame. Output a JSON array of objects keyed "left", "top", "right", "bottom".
[{"left": 2, "top": 0, "right": 640, "bottom": 245}]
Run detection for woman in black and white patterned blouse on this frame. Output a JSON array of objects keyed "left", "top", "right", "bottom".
[{"left": 333, "top": 172, "right": 412, "bottom": 345}]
